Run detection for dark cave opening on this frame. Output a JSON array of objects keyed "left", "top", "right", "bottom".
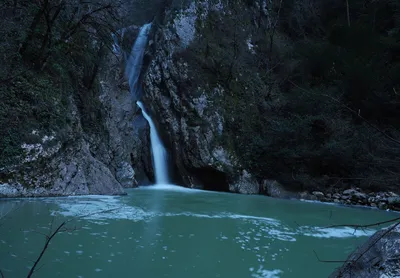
[{"left": 189, "top": 167, "right": 230, "bottom": 192}]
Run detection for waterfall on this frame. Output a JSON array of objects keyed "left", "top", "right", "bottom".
[
  {"left": 123, "top": 22, "right": 171, "bottom": 185},
  {"left": 136, "top": 101, "right": 170, "bottom": 184},
  {"left": 125, "top": 23, "right": 152, "bottom": 100}
]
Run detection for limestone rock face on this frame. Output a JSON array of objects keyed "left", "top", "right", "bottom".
[
  {"left": 143, "top": 1, "right": 254, "bottom": 191},
  {"left": 229, "top": 170, "right": 260, "bottom": 194},
  {"left": 0, "top": 139, "right": 126, "bottom": 197},
  {"left": 329, "top": 223, "right": 400, "bottom": 278},
  {"left": 0, "top": 9, "right": 155, "bottom": 197}
]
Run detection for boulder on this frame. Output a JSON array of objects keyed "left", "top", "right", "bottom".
[
  {"left": 329, "top": 223, "right": 400, "bottom": 278},
  {"left": 115, "top": 162, "right": 137, "bottom": 188},
  {"left": 351, "top": 192, "right": 367, "bottom": 200},
  {"left": 312, "top": 191, "right": 325, "bottom": 199},
  {"left": 388, "top": 192, "right": 399, "bottom": 197},
  {"left": 333, "top": 193, "right": 341, "bottom": 199},
  {"left": 378, "top": 202, "right": 388, "bottom": 210},
  {"left": 341, "top": 195, "right": 351, "bottom": 200},
  {"left": 229, "top": 170, "right": 259, "bottom": 194},
  {"left": 326, "top": 193, "right": 332, "bottom": 199},
  {"left": 387, "top": 197, "right": 400, "bottom": 210},
  {"left": 343, "top": 189, "right": 358, "bottom": 195},
  {"left": 262, "top": 180, "right": 295, "bottom": 199}
]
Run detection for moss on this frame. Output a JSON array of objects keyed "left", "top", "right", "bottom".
[{"left": 0, "top": 69, "right": 69, "bottom": 168}]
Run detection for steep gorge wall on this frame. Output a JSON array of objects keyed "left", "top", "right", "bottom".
[
  {"left": 0, "top": 0, "right": 164, "bottom": 197},
  {"left": 143, "top": 0, "right": 262, "bottom": 193},
  {"left": 1, "top": 0, "right": 399, "bottom": 198},
  {"left": 143, "top": 0, "right": 400, "bottom": 197}
]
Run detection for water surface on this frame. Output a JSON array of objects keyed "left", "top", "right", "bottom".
[{"left": 0, "top": 187, "right": 397, "bottom": 277}]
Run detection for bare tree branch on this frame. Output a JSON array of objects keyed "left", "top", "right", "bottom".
[
  {"left": 324, "top": 217, "right": 400, "bottom": 230},
  {"left": 26, "top": 221, "right": 67, "bottom": 278},
  {"left": 337, "top": 222, "right": 400, "bottom": 277},
  {"left": 288, "top": 80, "right": 400, "bottom": 146}
]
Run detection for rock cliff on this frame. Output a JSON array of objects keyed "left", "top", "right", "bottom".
[
  {"left": 0, "top": 48, "right": 148, "bottom": 197},
  {"left": 2, "top": 0, "right": 399, "bottom": 199},
  {"left": 0, "top": 0, "right": 160, "bottom": 197},
  {"left": 143, "top": 0, "right": 262, "bottom": 193},
  {"left": 143, "top": 0, "right": 400, "bottom": 199},
  {"left": 329, "top": 223, "right": 400, "bottom": 278}
]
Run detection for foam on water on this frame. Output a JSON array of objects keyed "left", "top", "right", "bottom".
[
  {"left": 250, "top": 266, "right": 282, "bottom": 278},
  {"left": 139, "top": 184, "right": 202, "bottom": 193},
  {"left": 300, "top": 226, "right": 375, "bottom": 238},
  {"left": 49, "top": 196, "right": 155, "bottom": 222},
  {"left": 48, "top": 194, "right": 378, "bottom": 242}
]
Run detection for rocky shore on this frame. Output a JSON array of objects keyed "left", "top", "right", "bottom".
[
  {"left": 299, "top": 188, "right": 400, "bottom": 211},
  {"left": 302, "top": 188, "right": 400, "bottom": 211},
  {"left": 262, "top": 180, "right": 400, "bottom": 211}
]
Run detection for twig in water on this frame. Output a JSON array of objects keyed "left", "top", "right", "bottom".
[{"left": 313, "top": 250, "right": 347, "bottom": 263}]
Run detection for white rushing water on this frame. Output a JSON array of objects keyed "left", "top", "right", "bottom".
[
  {"left": 122, "top": 22, "right": 172, "bottom": 185},
  {"left": 125, "top": 23, "right": 152, "bottom": 99},
  {"left": 136, "top": 101, "right": 170, "bottom": 184}
]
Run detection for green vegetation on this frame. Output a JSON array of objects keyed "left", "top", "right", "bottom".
[
  {"left": 0, "top": 0, "right": 120, "bottom": 168},
  {"left": 182, "top": 0, "right": 400, "bottom": 193}
]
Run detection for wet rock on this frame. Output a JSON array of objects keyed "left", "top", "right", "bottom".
[
  {"left": 388, "top": 196, "right": 400, "bottom": 205},
  {"left": 378, "top": 202, "right": 388, "bottom": 210},
  {"left": 387, "top": 197, "right": 400, "bottom": 210},
  {"left": 116, "top": 162, "right": 137, "bottom": 188},
  {"left": 263, "top": 180, "right": 295, "bottom": 199},
  {"left": 329, "top": 224, "right": 400, "bottom": 278},
  {"left": 388, "top": 192, "right": 399, "bottom": 197},
  {"left": 341, "top": 195, "right": 351, "bottom": 200},
  {"left": 352, "top": 192, "right": 367, "bottom": 200},
  {"left": 343, "top": 188, "right": 358, "bottom": 195},
  {"left": 333, "top": 193, "right": 341, "bottom": 199},
  {"left": 312, "top": 191, "right": 325, "bottom": 199},
  {"left": 326, "top": 193, "right": 332, "bottom": 199},
  {"left": 230, "top": 170, "right": 259, "bottom": 194}
]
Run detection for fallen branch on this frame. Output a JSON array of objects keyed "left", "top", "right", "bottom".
[
  {"left": 324, "top": 217, "right": 400, "bottom": 230},
  {"left": 338, "top": 222, "right": 400, "bottom": 277}
]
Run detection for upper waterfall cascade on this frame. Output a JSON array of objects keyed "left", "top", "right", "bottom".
[{"left": 125, "top": 23, "right": 152, "bottom": 100}]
